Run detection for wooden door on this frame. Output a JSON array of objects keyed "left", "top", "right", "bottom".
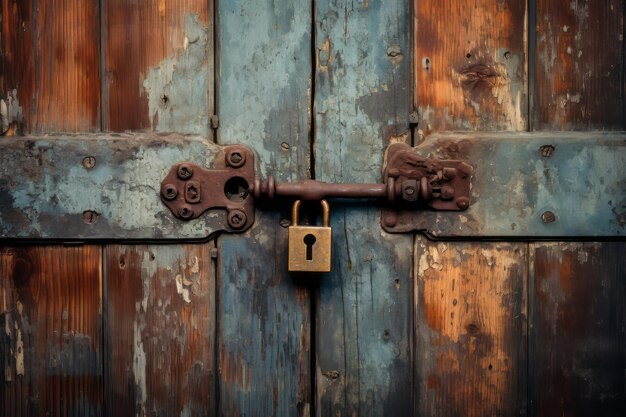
[{"left": 1, "top": 1, "right": 624, "bottom": 417}]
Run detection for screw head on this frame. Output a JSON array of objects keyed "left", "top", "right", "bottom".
[
  {"left": 456, "top": 197, "right": 470, "bottom": 210},
  {"left": 178, "top": 206, "right": 194, "bottom": 220},
  {"left": 82, "top": 156, "right": 96, "bottom": 169},
  {"left": 162, "top": 184, "right": 178, "bottom": 200},
  {"left": 227, "top": 209, "right": 247, "bottom": 229},
  {"left": 226, "top": 149, "right": 246, "bottom": 167},
  {"left": 177, "top": 164, "right": 193, "bottom": 180},
  {"left": 82, "top": 210, "right": 99, "bottom": 224},
  {"left": 541, "top": 211, "right": 556, "bottom": 224}
]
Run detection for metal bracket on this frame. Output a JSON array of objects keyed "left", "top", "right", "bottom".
[
  {"left": 381, "top": 142, "right": 473, "bottom": 230},
  {"left": 160, "top": 143, "right": 472, "bottom": 233},
  {"left": 160, "top": 145, "right": 255, "bottom": 231}
]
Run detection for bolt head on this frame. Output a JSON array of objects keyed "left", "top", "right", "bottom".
[
  {"left": 541, "top": 211, "right": 556, "bottom": 224},
  {"left": 226, "top": 149, "right": 246, "bottom": 167},
  {"left": 177, "top": 164, "right": 193, "bottom": 180},
  {"left": 178, "top": 206, "right": 194, "bottom": 220},
  {"left": 456, "top": 197, "right": 470, "bottom": 210},
  {"left": 162, "top": 184, "right": 178, "bottom": 200},
  {"left": 227, "top": 210, "right": 247, "bottom": 230}
]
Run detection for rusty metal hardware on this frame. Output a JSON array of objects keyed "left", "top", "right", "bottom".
[
  {"left": 160, "top": 145, "right": 255, "bottom": 231},
  {"left": 288, "top": 200, "right": 332, "bottom": 272},
  {"left": 160, "top": 143, "right": 472, "bottom": 231}
]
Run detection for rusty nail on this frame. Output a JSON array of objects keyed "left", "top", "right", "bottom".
[
  {"left": 162, "top": 184, "right": 178, "bottom": 200},
  {"left": 226, "top": 150, "right": 246, "bottom": 168},
  {"left": 279, "top": 218, "right": 291, "bottom": 228},
  {"left": 82, "top": 156, "right": 96, "bottom": 169},
  {"left": 456, "top": 197, "right": 470, "bottom": 210},
  {"left": 227, "top": 210, "right": 247, "bottom": 229},
  {"left": 541, "top": 211, "right": 556, "bottom": 224},
  {"left": 82, "top": 210, "right": 99, "bottom": 224},
  {"left": 178, "top": 206, "right": 194, "bottom": 220},
  {"left": 177, "top": 164, "right": 193, "bottom": 180}
]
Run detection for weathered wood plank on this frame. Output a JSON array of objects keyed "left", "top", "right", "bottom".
[
  {"left": 383, "top": 132, "right": 626, "bottom": 237},
  {"left": 103, "top": 0, "right": 212, "bottom": 134},
  {"left": 414, "top": 0, "right": 528, "bottom": 134},
  {"left": 533, "top": 0, "right": 625, "bottom": 129},
  {"left": 0, "top": 0, "right": 101, "bottom": 133},
  {"left": 217, "top": 1, "right": 312, "bottom": 415},
  {"left": 104, "top": 244, "right": 215, "bottom": 417},
  {"left": 414, "top": 239, "right": 528, "bottom": 417},
  {"left": 0, "top": 246, "right": 103, "bottom": 417},
  {"left": 0, "top": 133, "right": 237, "bottom": 240},
  {"left": 314, "top": 1, "right": 413, "bottom": 415},
  {"left": 530, "top": 242, "right": 626, "bottom": 417}
]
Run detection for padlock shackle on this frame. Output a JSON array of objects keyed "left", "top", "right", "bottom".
[
  {"left": 291, "top": 200, "right": 302, "bottom": 226},
  {"left": 291, "top": 199, "right": 330, "bottom": 227},
  {"left": 320, "top": 200, "right": 330, "bottom": 227}
]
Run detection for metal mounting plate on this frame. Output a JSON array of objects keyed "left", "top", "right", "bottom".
[
  {"left": 382, "top": 132, "right": 626, "bottom": 237},
  {"left": 0, "top": 133, "right": 248, "bottom": 240}
]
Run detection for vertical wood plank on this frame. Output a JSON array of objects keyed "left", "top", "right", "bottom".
[
  {"left": 314, "top": 1, "right": 413, "bottom": 415},
  {"left": 0, "top": 0, "right": 101, "bottom": 133},
  {"left": 414, "top": 239, "right": 528, "bottom": 417},
  {"left": 0, "top": 246, "right": 103, "bottom": 417},
  {"left": 533, "top": 0, "right": 625, "bottom": 129},
  {"left": 217, "top": 1, "right": 312, "bottom": 415},
  {"left": 414, "top": 0, "right": 528, "bottom": 134},
  {"left": 103, "top": 0, "right": 213, "bottom": 134},
  {"left": 530, "top": 242, "right": 626, "bottom": 417},
  {"left": 105, "top": 244, "right": 215, "bottom": 417}
]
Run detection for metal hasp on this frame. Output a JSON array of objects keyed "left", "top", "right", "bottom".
[
  {"left": 160, "top": 145, "right": 255, "bottom": 231},
  {"left": 160, "top": 143, "right": 472, "bottom": 230}
]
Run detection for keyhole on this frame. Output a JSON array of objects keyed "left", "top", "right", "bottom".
[{"left": 304, "top": 234, "right": 316, "bottom": 261}]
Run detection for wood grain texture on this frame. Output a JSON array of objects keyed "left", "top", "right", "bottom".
[
  {"left": 0, "top": 0, "right": 101, "bottom": 133},
  {"left": 530, "top": 242, "right": 626, "bottom": 417},
  {"left": 103, "top": 0, "right": 212, "bottom": 134},
  {"left": 414, "top": 239, "right": 527, "bottom": 417},
  {"left": 414, "top": 0, "right": 528, "bottom": 134},
  {"left": 314, "top": 1, "right": 413, "bottom": 415},
  {"left": 533, "top": 0, "right": 625, "bottom": 129},
  {"left": 105, "top": 244, "right": 215, "bottom": 417},
  {"left": 0, "top": 246, "right": 103, "bottom": 417},
  {"left": 217, "top": 1, "right": 312, "bottom": 415}
]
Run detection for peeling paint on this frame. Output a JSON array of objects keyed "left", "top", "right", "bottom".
[
  {"left": 133, "top": 320, "right": 147, "bottom": 416},
  {"left": 15, "top": 323, "right": 24, "bottom": 376},
  {"left": 143, "top": 14, "right": 209, "bottom": 134},
  {"left": 0, "top": 89, "right": 23, "bottom": 135}
]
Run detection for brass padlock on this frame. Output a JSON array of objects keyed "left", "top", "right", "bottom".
[{"left": 288, "top": 200, "right": 332, "bottom": 272}]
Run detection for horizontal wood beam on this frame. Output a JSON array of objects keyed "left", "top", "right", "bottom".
[{"left": 384, "top": 132, "right": 626, "bottom": 237}]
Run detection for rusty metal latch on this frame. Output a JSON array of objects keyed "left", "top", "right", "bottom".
[{"left": 159, "top": 143, "right": 473, "bottom": 232}]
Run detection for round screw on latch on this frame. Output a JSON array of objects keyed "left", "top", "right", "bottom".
[
  {"left": 226, "top": 150, "right": 246, "bottom": 168},
  {"left": 227, "top": 209, "right": 247, "bottom": 229},
  {"left": 162, "top": 184, "right": 178, "bottom": 200},
  {"left": 82, "top": 210, "right": 99, "bottom": 224},
  {"left": 178, "top": 206, "right": 194, "bottom": 220},
  {"left": 456, "top": 197, "right": 470, "bottom": 210},
  {"left": 82, "top": 156, "right": 96, "bottom": 170},
  {"left": 541, "top": 211, "right": 556, "bottom": 224},
  {"left": 401, "top": 179, "right": 418, "bottom": 202},
  {"left": 177, "top": 164, "right": 193, "bottom": 180}
]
